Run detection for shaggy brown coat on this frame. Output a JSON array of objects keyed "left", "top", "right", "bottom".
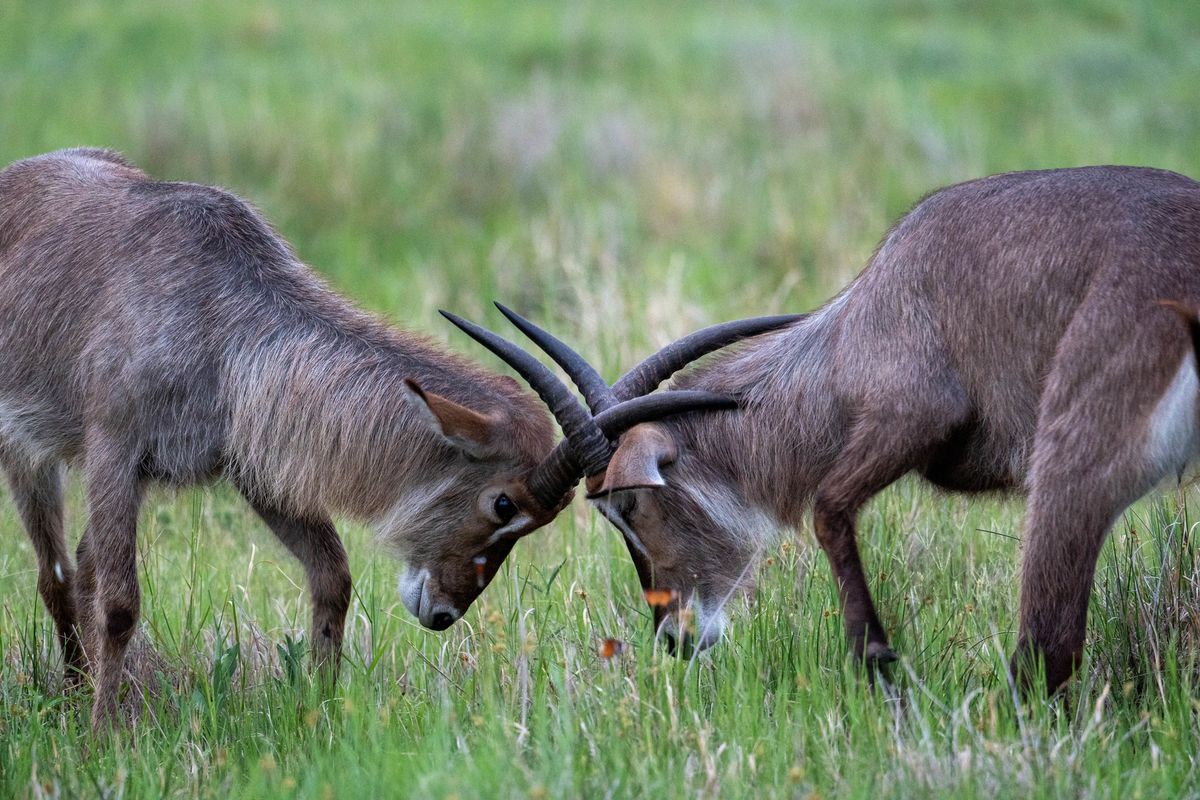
[{"left": 0, "top": 148, "right": 558, "bottom": 728}]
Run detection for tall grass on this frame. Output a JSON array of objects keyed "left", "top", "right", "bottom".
[{"left": 3, "top": 1, "right": 1200, "bottom": 797}]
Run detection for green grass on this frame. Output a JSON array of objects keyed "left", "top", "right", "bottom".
[{"left": 3, "top": 1, "right": 1200, "bottom": 797}]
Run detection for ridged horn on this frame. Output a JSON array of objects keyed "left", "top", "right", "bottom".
[
  {"left": 439, "top": 310, "right": 613, "bottom": 480},
  {"left": 525, "top": 390, "right": 737, "bottom": 505},
  {"left": 612, "top": 313, "right": 805, "bottom": 399},
  {"left": 445, "top": 305, "right": 800, "bottom": 512},
  {"left": 592, "top": 391, "right": 738, "bottom": 437},
  {"left": 526, "top": 443, "right": 584, "bottom": 512},
  {"left": 494, "top": 302, "right": 617, "bottom": 414}
]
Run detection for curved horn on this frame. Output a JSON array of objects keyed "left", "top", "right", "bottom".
[
  {"left": 593, "top": 391, "right": 737, "bottom": 437},
  {"left": 612, "top": 313, "right": 805, "bottom": 399},
  {"left": 446, "top": 306, "right": 801, "bottom": 512},
  {"left": 526, "top": 443, "right": 583, "bottom": 510},
  {"left": 439, "top": 311, "right": 614, "bottom": 478},
  {"left": 494, "top": 302, "right": 617, "bottom": 414},
  {"left": 526, "top": 390, "right": 737, "bottom": 504}
]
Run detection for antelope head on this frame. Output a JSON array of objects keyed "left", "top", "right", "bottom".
[
  {"left": 393, "top": 375, "right": 569, "bottom": 630},
  {"left": 399, "top": 306, "right": 743, "bottom": 631},
  {"left": 446, "top": 303, "right": 802, "bottom": 654}
]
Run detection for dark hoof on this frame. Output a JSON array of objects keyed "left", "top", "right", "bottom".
[
  {"left": 1009, "top": 639, "right": 1080, "bottom": 698},
  {"left": 865, "top": 641, "right": 898, "bottom": 665},
  {"left": 64, "top": 667, "right": 89, "bottom": 693}
]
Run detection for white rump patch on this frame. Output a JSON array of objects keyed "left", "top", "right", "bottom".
[{"left": 1146, "top": 355, "right": 1200, "bottom": 486}]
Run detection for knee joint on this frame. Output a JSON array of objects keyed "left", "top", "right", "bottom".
[
  {"left": 104, "top": 606, "right": 137, "bottom": 641},
  {"left": 812, "top": 494, "right": 852, "bottom": 532}
]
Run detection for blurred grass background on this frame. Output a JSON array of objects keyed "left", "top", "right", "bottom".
[{"left": 2, "top": 1, "right": 1200, "bottom": 797}]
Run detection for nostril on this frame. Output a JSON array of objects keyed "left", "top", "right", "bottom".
[{"left": 430, "top": 611, "right": 455, "bottom": 631}]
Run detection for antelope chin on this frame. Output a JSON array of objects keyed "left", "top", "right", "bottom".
[{"left": 656, "top": 601, "right": 727, "bottom": 657}]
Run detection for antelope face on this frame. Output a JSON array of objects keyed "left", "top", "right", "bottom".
[
  {"left": 588, "top": 423, "right": 768, "bottom": 657},
  {"left": 429, "top": 303, "right": 790, "bottom": 642},
  {"left": 392, "top": 380, "right": 568, "bottom": 630}
]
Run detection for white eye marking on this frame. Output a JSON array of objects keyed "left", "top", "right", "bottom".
[
  {"left": 53, "top": 561, "right": 65, "bottom": 583},
  {"left": 483, "top": 513, "right": 533, "bottom": 547},
  {"left": 594, "top": 503, "right": 650, "bottom": 560}
]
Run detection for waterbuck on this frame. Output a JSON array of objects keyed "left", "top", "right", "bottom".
[
  {"left": 0, "top": 148, "right": 746, "bottom": 729},
  {"left": 467, "top": 166, "right": 1200, "bottom": 693}
]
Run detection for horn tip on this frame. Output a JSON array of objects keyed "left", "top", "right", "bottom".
[{"left": 494, "top": 301, "right": 526, "bottom": 325}]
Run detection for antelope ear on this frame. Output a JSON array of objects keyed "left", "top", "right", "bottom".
[
  {"left": 586, "top": 424, "right": 678, "bottom": 497},
  {"left": 403, "top": 379, "right": 503, "bottom": 457}
]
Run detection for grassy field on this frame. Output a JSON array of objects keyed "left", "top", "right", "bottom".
[{"left": 3, "top": 1, "right": 1200, "bottom": 796}]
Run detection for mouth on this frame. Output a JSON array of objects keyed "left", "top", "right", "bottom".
[
  {"left": 654, "top": 599, "right": 725, "bottom": 657},
  {"left": 399, "top": 566, "right": 429, "bottom": 619},
  {"left": 399, "top": 566, "right": 462, "bottom": 631}
]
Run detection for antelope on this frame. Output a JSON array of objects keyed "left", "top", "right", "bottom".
[
  {"left": 0, "top": 148, "right": 756, "bottom": 729},
  {"left": 460, "top": 166, "right": 1200, "bottom": 694}
]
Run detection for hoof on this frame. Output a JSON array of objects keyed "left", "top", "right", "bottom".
[{"left": 865, "top": 641, "right": 898, "bottom": 665}]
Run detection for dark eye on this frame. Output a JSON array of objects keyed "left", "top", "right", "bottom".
[{"left": 493, "top": 493, "right": 517, "bottom": 524}]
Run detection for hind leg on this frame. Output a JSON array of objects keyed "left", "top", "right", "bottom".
[
  {"left": 1011, "top": 450, "right": 1156, "bottom": 693},
  {"left": 1011, "top": 407, "right": 1168, "bottom": 694},
  {"left": 75, "top": 440, "right": 143, "bottom": 731},
  {"left": 4, "top": 458, "right": 87, "bottom": 687},
  {"left": 1012, "top": 307, "right": 1186, "bottom": 693}
]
